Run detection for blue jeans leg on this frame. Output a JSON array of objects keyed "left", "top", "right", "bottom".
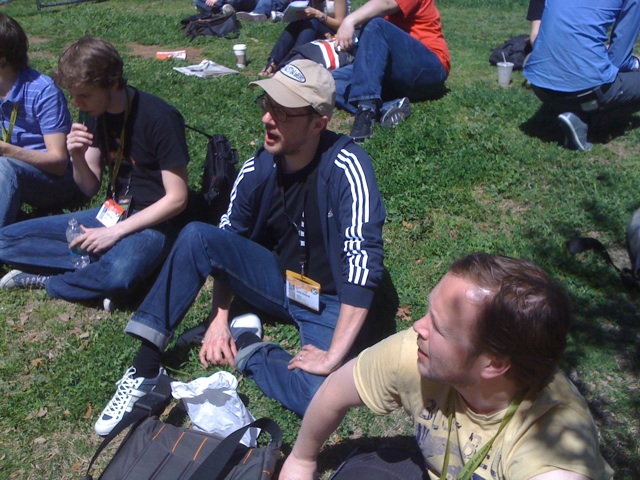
[
  {"left": 0, "top": 207, "right": 172, "bottom": 301},
  {"left": 241, "top": 295, "right": 341, "bottom": 416},
  {"left": 252, "top": 0, "right": 286, "bottom": 14},
  {"left": 270, "top": 19, "right": 334, "bottom": 65},
  {"left": 345, "top": 18, "right": 447, "bottom": 108},
  {"left": 0, "top": 208, "right": 103, "bottom": 273},
  {"left": 0, "top": 158, "right": 79, "bottom": 228},
  {"left": 126, "top": 223, "right": 290, "bottom": 349},
  {"left": 333, "top": 65, "right": 357, "bottom": 114}
]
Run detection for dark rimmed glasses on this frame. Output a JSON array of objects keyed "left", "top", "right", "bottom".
[{"left": 256, "top": 94, "right": 316, "bottom": 122}]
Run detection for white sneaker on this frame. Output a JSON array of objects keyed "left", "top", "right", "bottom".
[
  {"left": 229, "top": 313, "right": 262, "bottom": 342},
  {"left": 94, "top": 366, "right": 165, "bottom": 436},
  {"left": 222, "top": 3, "right": 235, "bottom": 14},
  {"left": 270, "top": 10, "right": 284, "bottom": 22},
  {"left": 380, "top": 97, "right": 411, "bottom": 128},
  {"left": 103, "top": 298, "right": 114, "bottom": 313}
]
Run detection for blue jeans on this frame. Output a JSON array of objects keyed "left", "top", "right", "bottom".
[
  {"left": 193, "top": 0, "right": 218, "bottom": 13},
  {"left": 0, "top": 207, "right": 173, "bottom": 301},
  {"left": 252, "top": 0, "right": 287, "bottom": 14},
  {"left": 270, "top": 19, "right": 334, "bottom": 65},
  {"left": 0, "top": 157, "right": 79, "bottom": 228},
  {"left": 126, "top": 222, "right": 341, "bottom": 415},
  {"left": 332, "top": 18, "right": 448, "bottom": 113}
]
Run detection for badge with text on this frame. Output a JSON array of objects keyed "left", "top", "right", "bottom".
[
  {"left": 286, "top": 270, "right": 321, "bottom": 311},
  {"left": 96, "top": 198, "right": 126, "bottom": 227}
]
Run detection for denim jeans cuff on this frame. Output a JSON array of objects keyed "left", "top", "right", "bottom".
[
  {"left": 349, "top": 95, "right": 382, "bottom": 109},
  {"left": 235, "top": 341, "right": 276, "bottom": 371},
  {"left": 125, "top": 316, "right": 172, "bottom": 351}
]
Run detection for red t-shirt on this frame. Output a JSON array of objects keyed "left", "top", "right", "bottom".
[{"left": 386, "top": 0, "right": 450, "bottom": 74}]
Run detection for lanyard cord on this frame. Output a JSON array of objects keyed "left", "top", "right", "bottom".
[
  {"left": 440, "top": 388, "right": 525, "bottom": 480},
  {"left": 1, "top": 103, "right": 19, "bottom": 144},
  {"left": 102, "top": 88, "right": 132, "bottom": 198}
]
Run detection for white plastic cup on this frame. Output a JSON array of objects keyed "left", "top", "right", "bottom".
[
  {"left": 497, "top": 61, "right": 514, "bottom": 87},
  {"left": 233, "top": 44, "right": 247, "bottom": 68}
]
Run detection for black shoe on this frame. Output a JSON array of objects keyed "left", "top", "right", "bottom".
[
  {"left": 176, "top": 323, "right": 207, "bottom": 348},
  {"left": 350, "top": 107, "right": 377, "bottom": 141},
  {"left": 558, "top": 112, "right": 592, "bottom": 151}
]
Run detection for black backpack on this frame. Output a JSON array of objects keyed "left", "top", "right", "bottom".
[
  {"left": 489, "top": 34, "right": 533, "bottom": 70},
  {"left": 185, "top": 127, "right": 239, "bottom": 226},
  {"left": 82, "top": 374, "right": 282, "bottom": 480},
  {"left": 180, "top": 12, "right": 241, "bottom": 40}
]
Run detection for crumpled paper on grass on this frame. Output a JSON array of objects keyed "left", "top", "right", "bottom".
[
  {"left": 173, "top": 59, "right": 238, "bottom": 78},
  {"left": 171, "top": 371, "right": 258, "bottom": 447}
]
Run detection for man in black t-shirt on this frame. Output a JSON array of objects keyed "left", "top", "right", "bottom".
[{"left": 0, "top": 37, "right": 189, "bottom": 308}]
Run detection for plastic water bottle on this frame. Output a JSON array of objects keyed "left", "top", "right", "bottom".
[{"left": 66, "top": 218, "right": 90, "bottom": 269}]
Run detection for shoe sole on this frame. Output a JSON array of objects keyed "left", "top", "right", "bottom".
[
  {"left": 236, "top": 12, "right": 267, "bottom": 22},
  {"left": 558, "top": 114, "right": 592, "bottom": 151},
  {"left": 0, "top": 269, "right": 22, "bottom": 289}
]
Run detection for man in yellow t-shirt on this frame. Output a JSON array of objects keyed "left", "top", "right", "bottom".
[{"left": 281, "top": 253, "right": 613, "bottom": 480}]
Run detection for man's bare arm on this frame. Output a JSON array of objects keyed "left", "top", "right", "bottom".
[
  {"left": 0, "top": 131, "right": 69, "bottom": 176},
  {"left": 280, "top": 360, "right": 364, "bottom": 480}
]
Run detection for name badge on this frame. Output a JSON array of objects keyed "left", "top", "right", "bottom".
[
  {"left": 96, "top": 198, "right": 126, "bottom": 227},
  {"left": 286, "top": 270, "right": 321, "bottom": 311}
]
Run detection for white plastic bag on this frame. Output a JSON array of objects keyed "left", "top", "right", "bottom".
[
  {"left": 170, "top": 371, "right": 258, "bottom": 447},
  {"left": 173, "top": 59, "right": 238, "bottom": 78}
]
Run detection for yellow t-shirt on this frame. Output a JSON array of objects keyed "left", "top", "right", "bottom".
[{"left": 353, "top": 328, "right": 613, "bottom": 480}]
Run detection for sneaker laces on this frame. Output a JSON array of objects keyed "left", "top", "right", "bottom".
[
  {"left": 102, "top": 367, "right": 142, "bottom": 419},
  {"left": 21, "top": 274, "right": 49, "bottom": 288}
]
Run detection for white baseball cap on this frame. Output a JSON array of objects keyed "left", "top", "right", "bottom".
[{"left": 250, "top": 59, "right": 336, "bottom": 119}]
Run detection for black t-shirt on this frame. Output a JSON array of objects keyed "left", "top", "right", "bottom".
[
  {"left": 265, "top": 155, "right": 336, "bottom": 294},
  {"left": 92, "top": 87, "right": 190, "bottom": 211}
]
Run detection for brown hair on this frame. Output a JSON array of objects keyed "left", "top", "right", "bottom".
[
  {"left": 0, "top": 13, "right": 29, "bottom": 71},
  {"left": 55, "top": 36, "right": 126, "bottom": 91},
  {"left": 449, "top": 253, "right": 573, "bottom": 391}
]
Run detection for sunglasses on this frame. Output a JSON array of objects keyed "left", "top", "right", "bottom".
[{"left": 256, "top": 94, "right": 317, "bottom": 122}]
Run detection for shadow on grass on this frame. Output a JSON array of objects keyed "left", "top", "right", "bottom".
[
  {"left": 524, "top": 200, "right": 640, "bottom": 475},
  {"left": 520, "top": 103, "right": 640, "bottom": 148}
]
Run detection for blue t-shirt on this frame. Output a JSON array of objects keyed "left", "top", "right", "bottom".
[
  {"left": 524, "top": 0, "right": 640, "bottom": 92},
  {"left": 0, "top": 67, "right": 71, "bottom": 151}
]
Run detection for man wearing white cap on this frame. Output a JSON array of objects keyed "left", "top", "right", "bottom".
[{"left": 93, "top": 60, "right": 386, "bottom": 435}]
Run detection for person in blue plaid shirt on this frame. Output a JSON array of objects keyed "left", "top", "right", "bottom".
[{"left": 0, "top": 13, "right": 78, "bottom": 227}]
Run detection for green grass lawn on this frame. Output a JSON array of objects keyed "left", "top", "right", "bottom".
[{"left": 1, "top": 0, "right": 639, "bottom": 478}]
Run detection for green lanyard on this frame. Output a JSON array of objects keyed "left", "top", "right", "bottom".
[
  {"left": 102, "top": 88, "right": 132, "bottom": 198},
  {"left": 440, "top": 388, "right": 525, "bottom": 480},
  {"left": 1, "top": 103, "right": 19, "bottom": 144}
]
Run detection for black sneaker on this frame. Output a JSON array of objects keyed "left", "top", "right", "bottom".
[
  {"left": 350, "top": 107, "right": 377, "bottom": 141},
  {"left": 0, "top": 269, "right": 49, "bottom": 289},
  {"left": 558, "top": 112, "right": 592, "bottom": 151}
]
